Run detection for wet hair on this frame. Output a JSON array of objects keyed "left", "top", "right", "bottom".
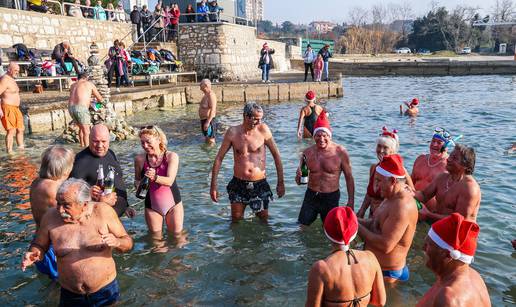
[
  {"left": 78, "top": 71, "right": 89, "bottom": 80},
  {"left": 56, "top": 178, "right": 92, "bottom": 205},
  {"left": 454, "top": 144, "right": 476, "bottom": 175},
  {"left": 39, "top": 145, "right": 75, "bottom": 180},
  {"left": 243, "top": 102, "right": 263, "bottom": 118},
  {"left": 139, "top": 125, "right": 168, "bottom": 152}
]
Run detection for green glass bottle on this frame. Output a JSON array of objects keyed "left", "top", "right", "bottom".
[{"left": 300, "top": 155, "right": 309, "bottom": 184}]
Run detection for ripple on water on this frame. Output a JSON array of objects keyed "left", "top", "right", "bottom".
[{"left": 0, "top": 75, "right": 515, "bottom": 306}]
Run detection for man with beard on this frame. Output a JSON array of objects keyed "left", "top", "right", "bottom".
[
  {"left": 417, "top": 213, "right": 491, "bottom": 307},
  {"left": 210, "top": 102, "right": 285, "bottom": 222},
  {"left": 295, "top": 111, "right": 355, "bottom": 226},
  {"left": 415, "top": 144, "right": 480, "bottom": 222}
]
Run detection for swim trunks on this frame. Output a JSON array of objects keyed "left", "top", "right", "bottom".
[
  {"left": 200, "top": 118, "right": 216, "bottom": 138},
  {"left": 1, "top": 103, "right": 24, "bottom": 130},
  {"left": 59, "top": 278, "right": 120, "bottom": 307},
  {"left": 298, "top": 188, "right": 340, "bottom": 225},
  {"left": 382, "top": 265, "right": 410, "bottom": 282},
  {"left": 226, "top": 177, "right": 273, "bottom": 212},
  {"left": 35, "top": 244, "right": 58, "bottom": 281},
  {"left": 68, "top": 104, "right": 91, "bottom": 125}
]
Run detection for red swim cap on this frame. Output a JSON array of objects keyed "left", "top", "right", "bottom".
[
  {"left": 411, "top": 98, "right": 419, "bottom": 106},
  {"left": 305, "top": 90, "right": 316, "bottom": 102}
]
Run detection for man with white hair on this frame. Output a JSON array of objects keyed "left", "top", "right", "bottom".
[
  {"left": 0, "top": 62, "right": 24, "bottom": 154},
  {"left": 198, "top": 78, "right": 217, "bottom": 144},
  {"left": 22, "top": 178, "right": 133, "bottom": 306},
  {"left": 295, "top": 111, "right": 355, "bottom": 227},
  {"left": 417, "top": 213, "right": 491, "bottom": 306}
]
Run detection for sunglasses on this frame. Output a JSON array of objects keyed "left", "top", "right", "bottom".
[{"left": 434, "top": 128, "right": 450, "bottom": 139}]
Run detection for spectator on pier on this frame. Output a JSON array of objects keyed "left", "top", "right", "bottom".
[
  {"left": 163, "top": 5, "right": 172, "bottom": 41},
  {"left": 106, "top": 40, "right": 124, "bottom": 92},
  {"left": 68, "top": 0, "right": 83, "bottom": 18},
  {"left": 141, "top": 5, "right": 153, "bottom": 42},
  {"left": 258, "top": 42, "right": 275, "bottom": 83},
  {"left": 169, "top": 3, "right": 180, "bottom": 40},
  {"left": 185, "top": 4, "right": 195, "bottom": 23},
  {"left": 114, "top": 3, "right": 126, "bottom": 22},
  {"left": 93, "top": 0, "right": 107, "bottom": 20},
  {"left": 52, "top": 41, "right": 81, "bottom": 76},
  {"left": 197, "top": 0, "right": 209, "bottom": 22},
  {"left": 303, "top": 44, "right": 315, "bottom": 82},
  {"left": 209, "top": 1, "right": 223, "bottom": 22},
  {"left": 313, "top": 53, "right": 324, "bottom": 82},
  {"left": 131, "top": 6, "right": 142, "bottom": 40},
  {"left": 318, "top": 44, "right": 332, "bottom": 81},
  {"left": 119, "top": 41, "right": 132, "bottom": 87},
  {"left": 106, "top": 2, "right": 115, "bottom": 21},
  {"left": 27, "top": 0, "right": 48, "bottom": 13},
  {"left": 153, "top": 3, "right": 166, "bottom": 42},
  {"left": 82, "top": 0, "right": 94, "bottom": 18}
]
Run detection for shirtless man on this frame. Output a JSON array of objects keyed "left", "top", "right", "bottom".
[
  {"left": 210, "top": 102, "right": 285, "bottom": 222},
  {"left": 306, "top": 207, "right": 386, "bottom": 307},
  {"left": 415, "top": 144, "right": 480, "bottom": 223},
  {"left": 68, "top": 71, "right": 103, "bottom": 147},
  {"left": 417, "top": 213, "right": 491, "bottom": 307},
  {"left": 198, "top": 79, "right": 217, "bottom": 144},
  {"left": 0, "top": 63, "right": 24, "bottom": 153},
  {"left": 358, "top": 154, "right": 418, "bottom": 283},
  {"left": 411, "top": 128, "right": 451, "bottom": 212},
  {"left": 295, "top": 111, "right": 355, "bottom": 226},
  {"left": 29, "top": 145, "right": 75, "bottom": 281},
  {"left": 22, "top": 178, "right": 133, "bottom": 306},
  {"left": 400, "top": 98, "right": 419, "bottom": 116}
]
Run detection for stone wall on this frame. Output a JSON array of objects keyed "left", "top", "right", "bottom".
[
  {"left": 0, "top": 7, "right": 132, "bottom": 62},
  {"left": 256, "top": 39, "right": 290, "bottom": 72}
]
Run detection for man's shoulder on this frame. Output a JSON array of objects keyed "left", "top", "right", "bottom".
[
  {"left": 414, "top": 154, "right": 428, "bottom": 165},
  {"left": 93, "top": 201, "right": 117, "bottom": 216}
]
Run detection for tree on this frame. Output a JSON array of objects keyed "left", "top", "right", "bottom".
[
  {"left": 258, "top": 20, "right": 274, "bottom": 33},
  {"left": 281, "top": 21, "right": 295, "bottom": 33}
]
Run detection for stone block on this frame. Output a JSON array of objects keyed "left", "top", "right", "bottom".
[
  {"left": 268, "top": 84, "right": 279, "bottom": 102},
  {"left": 289, "top": 83, "right": 310, "bottom": 101},
  {"left": 0, "top": 34, "right": 13, "bottom": 47},
  {"left": 28, "top": 111, "right": 53, "bottom": 133},
  {"left": 328, "top": 81, "right": 339, "bottom": 97},
  {"left": 308, "top": 82, "right": 330, "bottom": 98},
  {"left": 222, "top": 85, "right": 245, "bottom": 103},
  {"left": 277, "top": 83, "right": 289, "bottom": 101},
  {"left": 185, "top": 85, "right": 203, "bottom": 104},
  {"left": 244, "top": 85, "right": 269, "bottom": 102},
  {"left": 50, "top": 109, "right": 67, "bottom": 130}
]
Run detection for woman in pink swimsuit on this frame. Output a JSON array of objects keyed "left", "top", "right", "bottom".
[{"left": 134, "top": 126, "right": 184, "bottom": 237}]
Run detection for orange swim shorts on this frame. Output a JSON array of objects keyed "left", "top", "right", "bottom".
[{"left": 1, "top": 104, "right": 24, "bottom": 130}]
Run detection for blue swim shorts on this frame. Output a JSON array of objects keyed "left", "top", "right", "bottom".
[{"left": 382, "top": 265, "right": 409, "bottom": 282}]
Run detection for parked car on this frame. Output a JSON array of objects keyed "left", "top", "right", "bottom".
[
  {"left": 395, "top": 47, "right": 412, "bottom": 54},
  {"left": 460, "top": 47, "right": 472, "bottom": 54},
  {"left": 417, "top": 48, "right": 431, "bottom": 54}
]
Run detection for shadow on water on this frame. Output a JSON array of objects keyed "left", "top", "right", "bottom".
[{"left": 0, "top": 75, "right": 515, "bottom": 306}]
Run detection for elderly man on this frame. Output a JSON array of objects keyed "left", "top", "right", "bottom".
[
  {"left": 198, "top": 79, "right": 217, "bottom": 144},
  {"left": 52, "top": 41, "right": 80, "bottom": 75},
  {"left": 295, "top": 111, "right": 355, "bottom": 226},
  {"left": 29, "top": 145, "right": 75, "bottom": 281},
  {"left": 415, "top": 144, "right": 480, "bottom": 223},
  {"left": 22, "top": 179, "right": 133, "bottom": 306},
  {"left": 358, "top": 154, "right": 418, "bottom": 283},
  {"left": 411, "top": 128, "right": 451, "bottom": 212},
  {"left": 70, "top": 124, "right": 134, "bottom": 218},
  {"left": 417, "top": 213, "right": 491, "bottom": 307},
  {"left": 68, "top": 71, "right": 103, "bottom": 147},
  {"left": 0, "top": 63, "right": 24, "bottom": 154},
  {"left": 306, "top": 207, "right": 386, "bottom": 306},
  {"left": 211, "top": 102, "right": 285, "bottom": 222}
]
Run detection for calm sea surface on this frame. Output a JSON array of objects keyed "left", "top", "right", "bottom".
[{"left": 0, "top": 76, "right": 515, "bottom": 306}]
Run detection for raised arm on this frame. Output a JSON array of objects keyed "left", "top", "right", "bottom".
[
  {"left": 305, "top": 261, "right": 325, "bottom": 307},
  {"left": 210, "top": 128, "right": 233, "bottom": 202},
  {"left": 358, "top": 204, "right": 408, "bottom": 254},
  {"left": 91, "top": 84, "right": 103, "bottom": 102},
  {"left": 264, "top": 125, "right": 285, "bottom": 198},
  {"left": 339, "top": 146, "right": 355, "bottom": 209}
]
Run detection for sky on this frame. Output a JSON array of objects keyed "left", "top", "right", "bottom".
[{"left": 263, "top": 0, "right": 494, "bottom": 24}]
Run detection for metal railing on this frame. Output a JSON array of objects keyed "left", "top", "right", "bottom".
[
  {"left": 180, "top": 12, "right": 255, "bottom": 27},
  {"left": 62, "top": 2, "right": 129, "bottom": 21},
  {"left": 13, "top": 0, "right": 63, "bottom": 15}
]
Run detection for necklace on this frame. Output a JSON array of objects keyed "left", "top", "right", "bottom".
[
  {"left": 427, "top": 154, "right": 445, "bottom": 168},
  {"left": 444, "top": 176, "right": 460, "bottom": 192}
]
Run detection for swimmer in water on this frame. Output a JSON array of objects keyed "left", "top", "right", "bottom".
[
  {"left": 400, "top": 98, "right": 419, "bottom": 116},
  {"left": 296, "top": 90, "right": 324, "bottom": 139}
]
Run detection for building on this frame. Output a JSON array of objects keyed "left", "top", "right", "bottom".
[
  {"left": 236, "top": 0, "right": 263, "bottom": 21},
  {"left": 309, "top": 21, "right": 337, "bottom": 34}
]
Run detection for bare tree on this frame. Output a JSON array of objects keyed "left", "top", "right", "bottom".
[
  {"left": 348, "top": 6, "right": 370, "bottom": 27},
  {"left": 372, "top": 3, "right": 388, "bottom": 28},
  {"left": 492, "top": 0, "right": 516, "bottom": 21}
]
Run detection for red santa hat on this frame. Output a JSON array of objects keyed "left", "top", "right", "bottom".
[
  {"left": 313, "top": 111, "right": 331, "bottom": 138},
  {"left": 410, "top": 98, "right": 419, "bottom": 106},
  {"left": 376, "top": 154, "right": 405, "bottom": 178},
  {"left": 305, "top": 90, "right": 316, "bottom": 102},
  {"left": 428, "top": 213, "right": 479, "bottom": 264},
  {"left": 323, "top": 207, "right": 358, "bottom": 251},
  {"left": 263, "top": 42, "right": 269, "bottom": 48}
]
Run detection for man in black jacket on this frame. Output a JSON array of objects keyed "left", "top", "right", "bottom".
[
  {"left": 130, "top": 6, "right": 142, "bottom": 41},
  {"left": 140, "top": 5, "right": 153, "bottom": 42},
  {"left": 52, "top": 41, "right": 80, "bottom": 76}
]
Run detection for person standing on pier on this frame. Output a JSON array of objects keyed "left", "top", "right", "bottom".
[
  {"left": 417, "top": 213, "right": 491, "bottom": 307},
  {"left": 198, "top": 79, "right": 217, "bottom": 144},
  {"left": 0, "top": 63, "right": 24, "bottom": 154},
  {"left": 68, "top": 71, "right": 103, "bottom": 147},
  {"left": 210, "top": 102, "right": 285, "bottom": 222},
  {"left": 318, "top": 44, "right": 332, "bottom": 81},
  {"left": 295, "top": 111, "right": 355, "bottom": 226},
  {"left": 259, "top": 43, "right": 275, "bottom": 83},
  {"left": 415, "top": 144, "right": 481, "bottom": 223},
  {"left": 303, "top": 44, "right": 315, "bottom": 82}
]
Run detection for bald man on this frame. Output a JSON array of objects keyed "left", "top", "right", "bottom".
[
  {"left": 0, "top": 63, "right": 24, "bottom": 154},
  {"left": 198, "top": 79, "right": 217, "bottom": 144},
  {"left": 70, "top": 124, "right": 134, "bottom": 218}
]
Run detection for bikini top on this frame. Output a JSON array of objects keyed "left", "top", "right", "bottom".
[{"left": 324, "top": 250, "right": 370, "bottom": 307}]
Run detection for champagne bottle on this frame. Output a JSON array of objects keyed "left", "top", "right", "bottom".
[
  {"left": 96, "top": 164, "right": 105, "bottom": 190},
  {"left": 300, "top": 155, "right": 309, "bottom": 184},
  {"left": 136, "top": 175, "right": 150, "bottom": 199},
  {"left": 103, "top": 166, "right": 115, "bottom": 195}
]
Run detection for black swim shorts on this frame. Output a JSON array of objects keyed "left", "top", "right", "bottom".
[
  {"left": 200, "top": 118, "right": 216, "bottom": 138},
  {"left": 226, "top": 177, "right": 273, "bottom": 212},
  {"left": 298, "top": 188, "right": 340, "bottom": 226}
]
